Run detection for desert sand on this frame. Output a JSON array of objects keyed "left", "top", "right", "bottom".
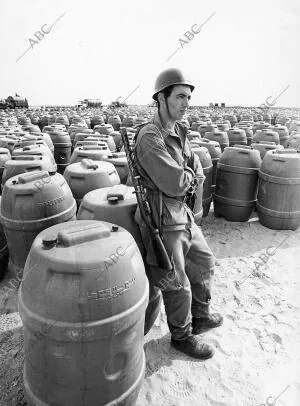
[{"left": 0, "top": 208, "right": 300, "bottom": 406}]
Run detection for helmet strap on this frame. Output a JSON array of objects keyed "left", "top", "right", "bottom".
[
  {"left": 158, "top": 94, "right": 175, "bottom": 132},
  {"left": 163, "top": 94, "right": 171, "bottom": 118}
]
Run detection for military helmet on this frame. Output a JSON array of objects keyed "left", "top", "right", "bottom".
[{"left": 153, "top": 68, "right": 195, "bottom": 100}]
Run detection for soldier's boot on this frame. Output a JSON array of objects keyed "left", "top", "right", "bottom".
[
  {"left": 192, "top": 313, "right": 223, "bottom": 335},
  {"left": 171, "top": 336, "right": 214, "bottom": 360}
]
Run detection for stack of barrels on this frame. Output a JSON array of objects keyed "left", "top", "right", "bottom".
[
  {"left": 186, "top": 111, "right": 300, "bottom": 228},
  {"left": 0, "top": 110, "right": 166, "bottom": 406}
]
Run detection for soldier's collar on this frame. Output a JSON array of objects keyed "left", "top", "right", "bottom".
[{"left": 153, "top": 111, "right": 179, "bottom": 138}]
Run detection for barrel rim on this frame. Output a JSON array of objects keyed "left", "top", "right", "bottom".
[
  {"left": 217, "top": 163, "right": 260, "bottom": 174},
  {"left": 257, "top": 201, "right": 300, "bottom": 219},
  {"left": 213, "top": 194, "right": 256, "bottom": 207}
]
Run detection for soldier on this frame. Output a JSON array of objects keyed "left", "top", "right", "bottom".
[{"left": 134, "top": 68, "right": 223, "bottom": 359}]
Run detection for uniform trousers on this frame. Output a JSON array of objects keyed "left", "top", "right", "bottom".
[{"left": 139, "top": 221, "right": 215, "bottom": 341}]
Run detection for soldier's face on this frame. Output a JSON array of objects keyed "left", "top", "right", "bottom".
[{"left": 167, "top": 86, "right": 192, "bottom": 120}]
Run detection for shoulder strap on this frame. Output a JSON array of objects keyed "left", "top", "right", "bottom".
[
  {"left": 133, "top": 121, "right": 164, "bottom": 233},
  {"left": 133, "top": 122, "right": 150, "bottom": 143}
]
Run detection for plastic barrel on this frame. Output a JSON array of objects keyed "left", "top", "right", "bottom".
[
  {"left": 102, "top": 153, "right": 128, "bottom": 184},
  {"left": 123, "top": 116, "right": 135, "bottom": 128},
  {"left": 91, "top": 116, "right": 105, "bottom": 128},
  {"left": 19, "top": 220, "right": 148, "bottom": 406},
  {"left": 73, "top": 131, "right": 97, "bottom": 147},
  {"left": 271, "top": 125, "right": 289, "bottom": 148},
  {"left": 190, "top": 121, "right": 201, "bottom": 131},
  {"left": 214, "top": 146, "right": 262, "bottom": 221},
  {"left": 110, "top": 131, "right": 123, "bottom": 152},
  {"left": 38, "top": 116, "right": 49, "bottom": 131},
  {"left": 199, "top": 124, "right": 218, "bottom": 138},
  {"left": 108, "top": 115, "right": 122, "bottom": 131},
  {"left": 0, "top": 136, "right": 18, "bottom": 153},
  {"left": 204, "top": 131, "right": 229, "bottom": 152},
  {"left": 14, "top": 134, "right": 48, "bottom": 149},
  {"left": 90, "top": 134, "right": 116, "bottom": 152},
  {"left": 93, "top": 124, "right": 114, "bottom": 135},
  {"left": 236, "top": 125, "right": 253, "bottom": 145},
  {"left": 12, "top": 144, "right": 56, "bottom": 168},
  {"left": 263, "top": 113, "right": 271, "bottom": 124},
  {"left": 191, "top": 146, "right": 213, "bottom": 219},
  {"left": 252, "top": 141, "right": 284, "bottom": 159},
  {"left": 77, "top": 185, "right": 162, "bottom": 335},
  {"left": 257, "top": 149, "right": 300, "bottom": 230},
  {"left": 225, "top": 115, "right": 237, "bottom": 127},
  {"left": 64, "top": 159, "right": 120, "bottom": 207},
  {"left": 0, "top": 171, "right": 76, "bottom": 276},
  {"left": 24, "top": 132, "right": 54, "bottom": 154},
  {"left": 288, "top": 133, "right": 300, "bottom": 150},
  {"left": 70, "top": 145, "right": 110, "bottom": 164},
  {"left": 77, "top": 185, "right": 143, "bottom": 251},
  {"left": 1, "top": 155, "right": 56, "bottom": 190},
  {"left": 187, "top": 130, "right": 201, "bottom": 142},
  {"left": 196, "top": 138, "right": 222, "bottom": 188},
  {"left": 252, "top": 122, "right": 271, "bottom": 134},
  {"left": 253, "top": 129, "right": 281, "bottom": 145},
  {"left": 55, "top": 115, "right": 70, "bottom": 128},
  {"left": 50, "top": 132, "right": 72, "bottom": 174},
  {"left": 0, "top": 148, "right": 11, "bottom": 190},
  {"left": 0, "top": 197, "right": 9, "bottom": 280},
  {"left": 69, "top": 128, "right": 92, "bottom": 145},
  {"left": 227, "top": 128, "right": 247, "bottom": 147}
]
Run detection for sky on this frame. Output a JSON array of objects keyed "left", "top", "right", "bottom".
[{"left": 0, "top": 0, "right": 299, "bottom": 107}]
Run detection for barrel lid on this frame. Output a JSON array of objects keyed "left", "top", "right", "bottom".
[
  {"left": 42, "top": 235, "right": 58, "bottom": 248},
  {"left": 107, "top": 185, "right": 127, "bottom": 202},
  {"left": 108, "top": 196, "right": 119, "bottom": 204}
]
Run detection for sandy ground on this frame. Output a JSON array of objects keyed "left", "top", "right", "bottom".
[{"left": 0, "top": 206, "right": 300, "bottom": 406}]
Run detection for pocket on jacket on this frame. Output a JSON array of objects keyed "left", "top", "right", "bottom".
[{"left": 162, "top": 197, "right": 189, "bottom": 226}]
